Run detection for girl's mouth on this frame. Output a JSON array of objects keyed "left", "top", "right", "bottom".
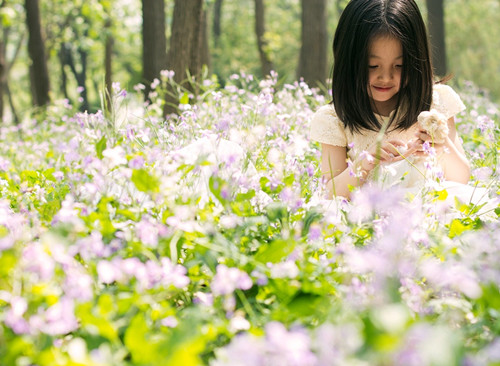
[{"left": 373, "top": 86, "right": 393, "bottom": 92}]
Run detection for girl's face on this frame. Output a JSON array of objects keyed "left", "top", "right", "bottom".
[{"left": 367, "top": 36, "right": 403, "bottom": 116}]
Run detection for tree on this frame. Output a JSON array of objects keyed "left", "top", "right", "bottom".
[
  {"left": 0, "top": 4, "right": 23, "bottom": 124},
  {"left": 297, "top": 0, "right": 327, "bottom": 88},
  {"left": 164, "top": 0, "right": 204, "bottom": 115},
  {"left": 0, "top": 20, "right": 5, "bottom": 120},
  {"left": 25, "top": 0, "right": 50, "bottom": 107},
  {"left": 213, "top": 0, "right": 223, "bottom": 47},
  {"left": 142, "top": 0, "right": 167, "bottom": 100},
  {"left": 104, "top": 16, "right": 113, "bottom": 109},
  {"left": 426, "top": 0, "right": 447, "bottom": 76},
  {"left": 200, "top": 9, "right": 211, "bottom": 73},
  {"left": 254, "top": 0, "right": 274, "bottom": 77}
]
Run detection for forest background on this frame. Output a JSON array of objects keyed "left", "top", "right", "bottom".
[{"left": 1, "top": 0, "right": 499, "bottom": 123}]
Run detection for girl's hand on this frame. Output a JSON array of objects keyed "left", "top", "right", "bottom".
[
  {"left": 356, "top": 140, "right": 409, "bottom": 172},
  {"left": 411, "top": 130, "right": 450, "bottom": 157}
]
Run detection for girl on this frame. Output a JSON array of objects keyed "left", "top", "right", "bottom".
[{"left": 310, "top": 0, "right": 470, "bottom": 199}]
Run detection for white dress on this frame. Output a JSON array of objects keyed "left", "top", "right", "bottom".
[{"left": 309, "top": 84, "right": 494, "bottom": 217}]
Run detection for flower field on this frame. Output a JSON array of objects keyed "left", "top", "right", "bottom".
[{"left": 0, "top": 73, "right": 499, "bottom": 365}]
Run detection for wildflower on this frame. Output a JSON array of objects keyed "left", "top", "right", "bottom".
[
  {"left": 136, "top": 217, "right": 159, "bottom": 248},
  {"left": 33, "top": 297, "right": 79, "bottom": 336},
  {"left": 97, "top": 260, "right": 121, "bottom": 284},
  {"left": 417, "top": 109, "right": 449, "bottom": 143},
  {"left": 269, "top": 261, "right": 300, "bottom": 279},
  {"left": 5, "top": 296, "right": 30, "bottom": 334},
  {"left": 102, "top": 145, "right": 127, "bottom": 168},
  {"left": 161, "top": 316, "right": 179, "bottom": 328},
  {"left": 422, "top": 141, "right": 436, "bottom": 157},
  {"left": 160, "top": 69, "right": 175, "bottom": 79},
  {"left": 160, "top": 257, "right": 190, "bottom": 288},
  {"left": 193, "top": 292, "right": 214, "bottom": 306},
  {"left": 22, "top": 243, "right": 55, "bottom": 281},
  {"left": 229, "top": 313, "right": 251, "bottom": 333},
  {"left": 211, "top": 265, "right": 252, "bottom": 295},
  {"left": 0, "top": 157, "right": 10, "bottom": 171}
]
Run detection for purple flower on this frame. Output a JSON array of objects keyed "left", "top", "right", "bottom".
[
  {"left": 422, "top": 141, "right": 436, "bottom": 157},
  {"left": 136, "top": 217, "right": 159, "bottom": 248},
  {"left": 211, "top": 265, "right": 252, "bottom": 295},
  {"left": 5, "top": 296, "right": 30, "bottom": 334},
  {"left": 161, "top": 316, "right": 178, "bottom": 328},
  {"left": 128, "top": 155, "right": 145, "bottom": 169},
  {"left": 160, "top": 258, "right": 190, "bottom": 288},
  {"left": 32, "top": 297, "right": 79, "bottom": 336},
  {"left": 22, "top": 243, "right": 55, "bottom": 281},
  {"left": 0, "top": 157, "right": 10, "bottom": 171},
  {"left": 97, "top": 260, "right": 121, "bottom": 284},
  {"left": 63, "top": 264, "right": 93, "bottom": 301},
  {"left": 193, "top": 291, "right": 214, "bottom": 306}
]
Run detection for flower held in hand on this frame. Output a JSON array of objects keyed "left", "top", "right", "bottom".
[{"left": 417, "top": 109, "right": 449, "bottom": 144}]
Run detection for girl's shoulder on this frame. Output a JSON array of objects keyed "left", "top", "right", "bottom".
[
  {"left": 309, "top": 104, "right": 348, "bottom": 147},
  {"left": 432, "top": 84, "right": 466, "bottom": 119}
]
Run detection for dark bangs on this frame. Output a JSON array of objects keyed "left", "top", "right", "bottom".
[{"left": 331, "top": 0, "right": 434, "bottom": 133}]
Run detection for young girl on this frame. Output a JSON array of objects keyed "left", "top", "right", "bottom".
[{"left": 310, "top": 0, "right": 471, "bottom": 199}]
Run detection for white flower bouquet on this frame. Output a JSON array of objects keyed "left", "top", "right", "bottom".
[{"left": 417, "top": 109, "right": 449, "bottom": 144}]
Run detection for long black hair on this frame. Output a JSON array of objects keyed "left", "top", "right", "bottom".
[{"left": 332, "top": 0, "right": 434, "bottom": 133}]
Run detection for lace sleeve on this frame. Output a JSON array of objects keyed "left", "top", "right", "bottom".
[
  {"left": 432, "top": 84, "right": 466, "bottom": 119},
  {"left": 309, "top": 105, "right": 347, "bottom": 147}
]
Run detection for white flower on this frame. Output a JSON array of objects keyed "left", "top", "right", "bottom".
[{"left": 417, "top": 109, "right": 449, "bottom": 144}]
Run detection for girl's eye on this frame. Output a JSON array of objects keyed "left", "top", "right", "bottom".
[
  {"left": 368, "top": 65, "right": 378, "bottom": 69},
  {"left": 395, "top": 64, "right": 403, "bottom": 68}
]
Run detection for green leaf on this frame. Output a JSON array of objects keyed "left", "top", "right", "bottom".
[
  {"left": 448, "top": 219, "right": 473, "bottom": 238},
  {"left": 180, "top": 92, "right": 190, "bottom": 104},
  {"left": 96, "top": 136, "right": 107, "bottom": 159},
  {"left": 301, "top": 209, "right": 322, "bottom": 237},
  {"left": 265, "top": 202, "right": 287, "bottom": 222},
  {"left": 287, "top": 292, "right": 324, "bottom": 316},
  {"left": 131, "top": 169, "right": 160, "bottom": 193},
  {"left": 255, "top": 238, "right": 296, "bottom": 264},
  {"left": 124, "top": 313, "right": 158, "bottom": 363}
]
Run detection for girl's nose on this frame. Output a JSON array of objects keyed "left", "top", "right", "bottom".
[{"left": 378, "top": 69, "right": 393, "bottom": 81}]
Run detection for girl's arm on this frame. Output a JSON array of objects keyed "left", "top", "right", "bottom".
[
  {"left": 320, "top": 144, "right": 358, "bottom": 199},
  {"left": 415, "top": 117, "right": 471, "bottom": 183}
]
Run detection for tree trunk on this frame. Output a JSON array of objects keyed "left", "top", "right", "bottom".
[
  {"left": 297, "top": 0, "right": 327, "bottom": 88},
  {"left": 213, "top": 0, "right": 223, "bottom": 46},
  {"left": 61, "top": 44, "right": 89, "bottom": 112},
  {"left": 142, "top": 0, "right": 167, "bottom": 100},
  {"left": 0, "top": 29, "right": 5, "bottom": 121},
  {"left": 254, "top": 0, "right": 274, "bottom": 77},
  {"left": 164, "top": 0, "right": 204, "bottom": 116},
  {"left": 200, "top": 9, "right": 211, "bottom": 74},
  {"left": 25, "top": 0, "right": 50, "bottom": 107},
  {"left": 104, "top": 18, "right": 113, "bottom": 109},
  {"left": 426, "top": 0, "right": 447, "bottom": 77},
  {"left": 58, "top": 43, "right": 70, "bottom": 100}
]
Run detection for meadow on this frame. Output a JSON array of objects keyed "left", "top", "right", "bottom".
[{"left": 0, "top": 73, "right": 499, "bottom": 365}]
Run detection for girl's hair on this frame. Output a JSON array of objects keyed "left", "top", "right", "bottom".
[{"left": 332, "top": 0, "right": 434, "bottom": 133}]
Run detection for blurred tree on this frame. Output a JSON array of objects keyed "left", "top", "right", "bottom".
[
  {"left": 426, "top": 0, "right": 447, "bottom": 76},
  {"left": 297, "top": 0, "right": 327, "bottom": 88},
  {"left": 142, "top": 0, "right": 167, "bottom": 100},
  {"left": 104, "top": 16, "right": 113, "bottom": 109},
  {"left": 0, "top": 3, "right": 23, "bottom": 124},
  {"left": 254, "top": 0, "right": 274, "bottom": 77},
  {"left": 213, "top": 0, "right": 223, "bottom": 47},
  {"left": 165, "top": 0, "right": 204, "bottom": 116},
  {"left": 0, "top": 1, "right": 5, "bottom": 120},
  {"left": 201, "top": 8, "right": 211, "bottom": 73},
  {"left": 25, "top": 0, "right": 50, "bottom": 107}
]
